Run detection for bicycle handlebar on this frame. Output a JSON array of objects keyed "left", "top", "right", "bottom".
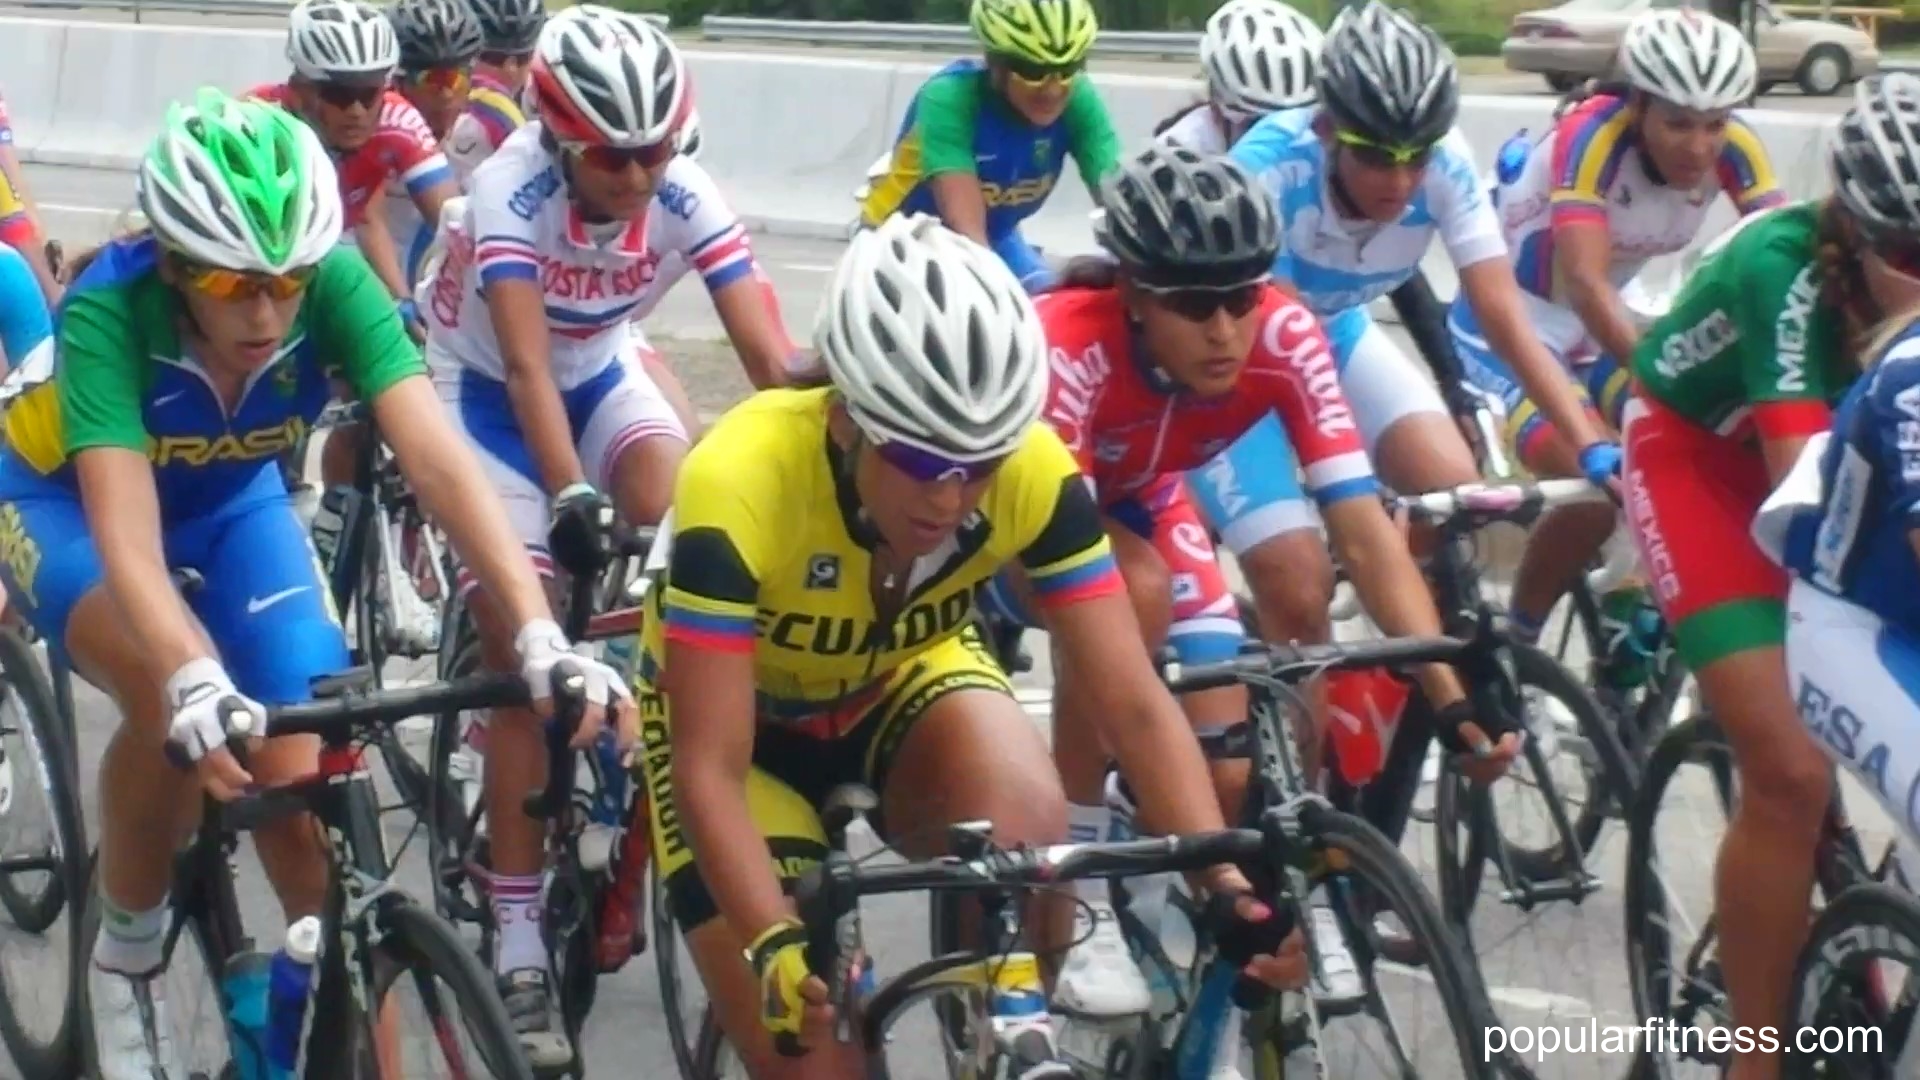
[
  {"left": 1160, "top": 630, "right": 1479, "bottom": 695},
  {"left": 1394, "top": 478, "right": 1606, "bottom": 525}
]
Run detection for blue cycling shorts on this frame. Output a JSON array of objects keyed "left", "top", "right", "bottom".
[{"left": 0, "top": 456, "right": 348, "bottom": 704}]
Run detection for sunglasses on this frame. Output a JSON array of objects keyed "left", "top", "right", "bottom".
[
  {"left": 1334, "top": 128, "right": 1436, "bottom": 170},
  {"left": 873, "top": 439, "right": 1008, "bottom": 484},
  {"left": 174, "top": 258, "right": 316, "bottom": 302},
  {"left": 562, "top": 139, "right": 676, "bottom": 172},
  {"left": 314, "top": 81, "right": 386, "bottom": 110},
  {"left": 1142, "top": 282, "right": 1264, "bottom": 322},
  {"left": 403, "top": 65, "right": 471, "bottom": 94},
  {"left": 992, "top": 53, "right": 1083, "bottom": 89}
]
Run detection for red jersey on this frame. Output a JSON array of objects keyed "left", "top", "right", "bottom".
[
  {"left": 247, "top": 85, "right": 455, "bottom": 228},
  {"left": 1036, "top": 285, "right": 1376, "bottom": 505}
]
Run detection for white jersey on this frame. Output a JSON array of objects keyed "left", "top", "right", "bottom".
[
  {"left": 422, "top": 122, "right": 757, "bottom": 388},
  {"left": 1496, "top": 93, "right": 1784, "bottom": 303},
  {"left": 1156, "top": 105, "right": 1231, "bottom": 155}
]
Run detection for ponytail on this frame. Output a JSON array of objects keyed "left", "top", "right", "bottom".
[{"left": 1153, "top": 99, "right": 1209, "bottom": 138}]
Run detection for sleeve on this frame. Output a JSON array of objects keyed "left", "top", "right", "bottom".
[
  {"left": 310, "top": 246, "right": 426, "bottom": 400},
  {"left": 1063, "top": 77, "right": 1121, "bottom": 191},
  {"left": 56, "top": 289, "right": 150, "bottom": 456},
  {"left": 1226, "top": 112, "right": 1294, "bottom": 182},
  {"left": 915, "top": 74, "right": 982, "bottom": 177},
  {"left": 1431, "top": 128, "right": 1506, "bottom": 270},
  {"left": 658, "top": 437, "right": 770, "bottom": 654},
  {"left": 380, "top": 97, "right": 455, "bottom": 197},
  {"left": 0, "top": 245, "right": 50, "bottom": 361},
  {"left": 1859, "top": 348, "right": 1920, "bottom": 527},
  {"left": 1007, "top": 427, "right": 1123, "bottom": 608},
  {"left": 1547, "top": 106, "right": 1617, "bottom": 233},
  {"left": 657, "top": 159, "right": 756, "bottom": 292},
  {"left": 1734, "top": 251, "right": 1832, "bottom": 439},
  {"left": 470, "top": 157, "right": 541, "bottom": 286},
  {"left": 1718, "top": 116, "right": 1787, "bottom": 216},
  {"left": 1254, "top": 296, "right": 1377, "bottom": 506}
]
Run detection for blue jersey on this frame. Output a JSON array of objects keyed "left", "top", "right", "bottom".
[
  {"left": 1227, "top": 108, "right": 1508, "bottom": 319},
  {"left": 0, "top": 242, "right": 48, "bottom": 365},
  {"left": 1781, "top": 325, "right": 1920, "bottom": 633}
]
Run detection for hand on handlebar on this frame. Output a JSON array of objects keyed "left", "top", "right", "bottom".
[
  {"left": 548, "top": 482, "right": 616, "bottom": 579},
  {"left": 1577, "top": 441, "right": 1624, "bottom": 502},
  {"left": 163, "top": 657, "right": 268, "bottom": 800},
  {"left": 1201, "top": 885, "right": 1309, "bottom": 1004},
  {"left": 748, "top": 919, "right": 835, "bottom": 1057},
  {"left": 515, "top": 620, "right": 636, "bottom": 752},
  {"left": 1434, "top": 698, "right": 1521, "bottom": 786}
]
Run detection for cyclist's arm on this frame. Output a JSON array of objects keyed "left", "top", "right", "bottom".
[
  {"left": 670, "top": 164, "right": 797, "bottom": 388},
  {"left": 61, "top": 301, "right": 206, "bottom": 676},
  {"left": 471, "top": 170, "right": 585, "bottom": 494},
  {"left": 1062, "top": 76, "right": 1121, "bottom": 195},
  {"left": 1459, "top": 259, "right": 1611, "bottom": 452},
  {"left": 711, "top": 274, "right": 796, "bottom": 389},
  {"left": 354, "top": 199, "right": 413, "bottom": 304},
  {"left": 1552, "top": 223, "right": 1639, "bottom": 367},
  {"left": 317, "top": 247, "right": 554, "bottom": 626},
  {"left": 1321, "top": 494, "right": 1465, "bottom": 705},
  {"left": 918, "top": 77, "right": 990, "bottom": 246},
  {"left": 1733, "top": 253, "right": 1834, "bottom": 483}
]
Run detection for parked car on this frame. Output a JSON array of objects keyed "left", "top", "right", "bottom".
[{"left": 1502, "top": 0, "right": 1878, "bottom": 95}]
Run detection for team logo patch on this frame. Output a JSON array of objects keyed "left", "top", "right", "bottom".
[{"left": 805, "top": 554, "right": 840, "bottom": 590}]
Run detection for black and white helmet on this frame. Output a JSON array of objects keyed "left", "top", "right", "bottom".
[
  {"left": 1832, "top": 74, "right": 1920, "bottom": 240},
  {"left": 1619, "top": 9, "right": 1756, "bottom": 112},
  {"left": 1317, "top": 1, "right": 1458, "bottom": 148},
  {"left": 817, "top": 215, "right": 1047, "bottom": 461},
  {"left": 1201, "top": 0, "right": 1323, "bottom": 122},
  {"left": 1094, "top": 145, "right": 1278, "bottom": 290},
  {"left": 530, "top": 6, "right": 691, "bottom": 148},
  {"left": 391, "top": 0, "right": 484, "bottom": 71},
  {"left": 470, "top": 0, "right": 546, "bottom": 53},
  {"left": 287, "top": 0, "right": 398, "bottom": 81}
]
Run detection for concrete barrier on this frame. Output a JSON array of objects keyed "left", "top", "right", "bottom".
[{"left": 0, "top": 13, "right": 1846, "bottom": 291}]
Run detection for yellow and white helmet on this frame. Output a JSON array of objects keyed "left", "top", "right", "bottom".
[{"left": 969, "top": 0, "right": 1097, "bottom": 67}]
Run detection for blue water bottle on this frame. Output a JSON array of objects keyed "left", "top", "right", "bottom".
[
  {"left": 591, "top": 730, "right": 629, "bottom": 826},
  {"left": 265, "top": 916, "right": 323, "bottom": 1079},
  {"left": 222, "top": 951, "right": 274, "bottom": 1080}
]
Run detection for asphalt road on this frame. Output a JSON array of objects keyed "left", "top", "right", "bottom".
[{"left": 0, "top": 147, "right": 1907, "bottom": 1080}]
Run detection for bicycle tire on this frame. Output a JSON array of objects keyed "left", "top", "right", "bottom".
[
  {"left": 0, "top": 626, "right": 86, "bottom": 1077},
  {"left": 655, "top": 865, "right": 708, "bottom": 1078},
  {"left": 1785, "top": 882, "right": 1920, "bottom": 1078},
  {"left": 426, "top": 612, "right": 489, "bottom": 934},
  {"left": 368, "top": 899, "right": 535, "bottom": 1079}
]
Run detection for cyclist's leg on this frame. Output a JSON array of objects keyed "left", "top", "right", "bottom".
[
  {"left": 1339, "top": 307, "right": 1478, "bottom": 498},
  {"left": 1450, "top": 297, "right": 1616, "bottom": 643},
  {"left": 990, "top": 229, "right": 1057, "bottom": 293},
  {"left": 592, "top": 345, "right": 690, "bottom": 527},
  {"left": 1622, "top": 396, "right": 1826, "bottom": 1080},
  {"left": 626, "top": 334, "right": 701, "bottom": 442}
]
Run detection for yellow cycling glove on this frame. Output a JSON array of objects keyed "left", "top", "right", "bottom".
[{"left": 745, "top": 918, "right": 813, "bottom": 1056}]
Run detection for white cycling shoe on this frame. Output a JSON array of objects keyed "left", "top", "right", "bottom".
[
  {"left": 1308, "top": 902, "right": 1364, "bottom": 1007},
  {"left": 89, "top": 961, "right": 182, "bottom": 1080},
  {"left": 1052, "top": 899, "right": 1151, "bottom": 1017}
]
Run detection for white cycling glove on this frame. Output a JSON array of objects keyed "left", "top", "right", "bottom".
[
  {"left": 514, "top": 618, "right": 630, "bottom": 707},
  {"left": 165, "top": 657, "right": 266, "bottom": 763}
]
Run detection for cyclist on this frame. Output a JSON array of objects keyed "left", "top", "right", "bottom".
[
  {"left": 1618, "top": 74, "right": 1920, "bottom": 1080},
  {"left": 420, "top": 7, "right": 790, "bottom": 1060},
  {"left": 992, "top": 146, "right": 1518, "bottom": 1024},
  {"left": 0, "top": 89, "right": 58, "bottom": 302},
  {"left": 858, "top": 0, "right": 1120, "bottom": 291},
  {"left": 0, "top": 89, "right": 628, "bottom": 1080},
  {"left": 1456, "top": 8, "right": 1782, "bottom": 653},
  {"left": 446, "top": 0, "right": 547, "bottom": 180},
  {"left": 0, "top": 241, "right": 51, "bottom": 370},
  {"left": 382, "top": 0, "right": 485, "bottom": 290},
  {"left": 638, "top": 213, "right": 1305, "bottom": 1079},
  {"left": 1186, "top": 3, "right": 1614, "bottom": 722},
  {"left": 1155, "top": 0, "right": 1322, "bottom": 152}
]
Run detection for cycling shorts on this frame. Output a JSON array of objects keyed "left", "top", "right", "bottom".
[
  {"left": 638, "top": 626, "right": 1011, "bottom": 931},
  {"left": 1786, "top": 579, "right": 1920, "bottom": 837},
  {"left": 1188, "top": 306, "right": 1443, "bottom": 557},
  {"left": 980, "top": 475, "right": 1243, "bottom": 665},
  {"left": 430, "top": 347, "right": 687, "bottom": 590},
  {"left": 0, "top": 457, "right": 348, "bottom": 701},
  {"left": 1448, "top": 292, "right": 1627, "bottom": 466},
  {"left": 1621, "top": 392, "right": 1786, "bottom": 670}
]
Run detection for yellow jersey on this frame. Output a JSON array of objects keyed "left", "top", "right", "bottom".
[{"left": 641, "top": 387, "right": 1121, "bottom": 726}]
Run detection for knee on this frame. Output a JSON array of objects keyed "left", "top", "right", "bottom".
[
  {"left": 1242, "top": 536, "right": 1333, "bottom": 643},
  {"left": 983, "top": 773, "right": 1069, "bottom": 846},
  {"left": 1732, "top": 728, "right": 1833, "bottom": 841}
]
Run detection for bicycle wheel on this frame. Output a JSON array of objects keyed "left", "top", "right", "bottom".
[
  {"left": 0, "top": 625, "right": 87, "bottom": 1076},
  {"left": 367, "top": 900, "right": 534, "bottom": 1079},
  {"left": 426, "top": 610, "right": 491, "bottom": 940},
  {"left": 1786, "top": 883, "right": 1920, "bottom": 1078},
  {"left": 655, "top": 864, "right": 714, "bottom": 1078}
]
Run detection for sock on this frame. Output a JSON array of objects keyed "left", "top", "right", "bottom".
[
  {"left": 1067, "top": 802, "right": 1111, "bottom": 907},
  {"left": 1506, "top": 606, "right": 1545, "bottom": 647},
  {"left": 94, "top": 894, "right": 168, "bottom": 975},
  {"left": 491, "top": 874, "right": 546, "bottom": 976}
]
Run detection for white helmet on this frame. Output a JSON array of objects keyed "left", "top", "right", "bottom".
[
  {"left": 530, "top": 6, "right": 691, "bottom": 148},
  {"left": 1619, "top": 9, "right": 1756, "bottom": 112},
  {"left": 1201, "top": 0, "right": 1323, "bottom": 120},
  {"left": 817, "top": 215, "right": 1047, "bottom": 460},
  {"left": 287, "top": 0, "right": 398, "bottom": 81}
]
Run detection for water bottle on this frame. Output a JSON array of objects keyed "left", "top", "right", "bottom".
[
  {"left": 591, "top": 730, "right": 629, "bottom": 828},
  {"left": 265, "top": 917, "right": 322, "bottom": 1079},
  {"left": 1599, "top": 586, "right": 1657, "bottom": 690},
  {"left": 1495, "top": 131, "right": 1531, "bottom": 186},
  {"left": 309, "top": 485, "right": 359, "bottom": 573},
  {"left": 222, "top": 950, "right": 274, "bottom": 1080}
]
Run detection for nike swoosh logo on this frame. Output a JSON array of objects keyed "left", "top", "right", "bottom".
[
  {"left": 153, "top": 390, "right": 187, "bottom": 408},
  {"left": 246, "top": 585, "right": 311, "bottom": 615}
]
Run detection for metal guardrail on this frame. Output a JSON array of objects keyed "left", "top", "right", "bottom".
[{"left": 700, "top": 15, "right": 1198, "bottom": 58}]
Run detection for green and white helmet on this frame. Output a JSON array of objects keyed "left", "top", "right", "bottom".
[{"left": 138, "top": 88, "right": 343, "bottom": 274}]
